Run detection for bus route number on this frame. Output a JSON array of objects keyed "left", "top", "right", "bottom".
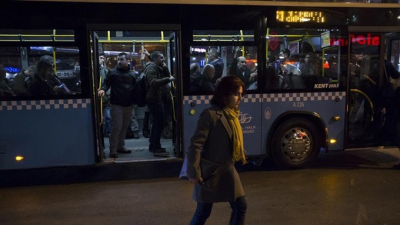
[{"left": 293, "top": 102, "right": 304, "bottom": 108}]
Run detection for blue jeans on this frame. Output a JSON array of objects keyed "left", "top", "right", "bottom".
[
  {"left": 147, "top": 101, "right": 165, "bottom": 150},
  {"left": 103, "top": 107, "right": 112, "bottom": 136},
  {"left": 190, "top": 196, "right": 247, "bottom": 225}
]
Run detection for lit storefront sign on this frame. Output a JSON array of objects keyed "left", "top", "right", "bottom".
[{"left": 331, "top": 33, "right": 380, "bottom": 46}]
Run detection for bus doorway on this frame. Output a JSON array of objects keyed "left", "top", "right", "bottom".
[
  {"left": 347, "top": 28, "right": 400, "bottom": 148},
  {"left": 88, "top": 26, "right": 181, "bottom": 163}
]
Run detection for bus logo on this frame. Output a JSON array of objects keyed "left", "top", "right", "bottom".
[
  {"left": 239, "top": 113, "right": 252, "bottom": 124},
  {"left": 264, "top": 107, "right": 272, "bottom": 120}
]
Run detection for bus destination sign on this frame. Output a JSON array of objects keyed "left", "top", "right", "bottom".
[{"left": 276, "top": 11, "right": 325, "bottom": 23}]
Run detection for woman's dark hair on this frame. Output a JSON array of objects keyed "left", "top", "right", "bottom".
[{"left": 210, "top": 75, "right": 246, "bottom": 108}]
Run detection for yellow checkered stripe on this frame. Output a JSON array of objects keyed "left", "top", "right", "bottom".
[
  {"left": 183, "top": 94, "right": 264, "bottom": 105},
  {"left": 183, "top": 92, "right": 346, "bottom": 105},
  {"left": 0, "top": 99, "right": 91, "bottom": 111},
  {"left": 263, "top": 91, "right": 346, "bottom": 102}
]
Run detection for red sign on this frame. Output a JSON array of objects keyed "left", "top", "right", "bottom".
[{"left": 331, "top": 33, "right": 380, "bottom": 47}]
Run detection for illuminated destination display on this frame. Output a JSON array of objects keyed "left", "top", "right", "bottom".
[{"left": 276, "top": 11, "right": 325, "bottom": 23}]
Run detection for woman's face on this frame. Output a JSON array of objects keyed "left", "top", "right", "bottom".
[{"left": 226, "top": 86, "right": 243, "bottom": 109}]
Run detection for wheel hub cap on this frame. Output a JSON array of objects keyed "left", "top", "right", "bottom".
[{"left": 280, "top": 127, "right": 312, "bottom": 162}]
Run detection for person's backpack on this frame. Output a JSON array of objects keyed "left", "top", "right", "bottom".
[{"left": 133, "top": 73, "right": 147, "bottom": 107}]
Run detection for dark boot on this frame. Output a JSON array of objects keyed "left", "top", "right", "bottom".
[{"left": 143, "top": 111, "right": 150, "bottom": 138}]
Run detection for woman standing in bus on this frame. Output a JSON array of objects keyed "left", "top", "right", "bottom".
[{"left": 186, "top": 76, "right": 247, "bottom": 225}]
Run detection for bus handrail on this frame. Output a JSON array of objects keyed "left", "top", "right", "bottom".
[{"left": 350, "top": 88, "right": 374, "bottom": 110}]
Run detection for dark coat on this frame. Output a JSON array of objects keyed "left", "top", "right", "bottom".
[
  {"left": 101, "top": 67, "right": 136, "bottom": 107},
  {"left": 0, "top": 79, "right": 16, "bottom": 97},
  {"left": 229, "top": 58, "right": 253, "bottom": 88},
  {"left": 187, "top": 106, "right": 245, "bottom": 203},
  {"left": 209, "top": 58, "right": 224, "bottom": 84},
  {"left": 12, "top": 71, "right": 31, "bottom": 96},
  {"left": 200, "top": 78, "right": 214, "bottom": 93},
  {"left": 28, "top": 76, "right": 55, "bottom": 97},
  {"left": 143, "top": 62, "right": 170, "bottom": 103}
]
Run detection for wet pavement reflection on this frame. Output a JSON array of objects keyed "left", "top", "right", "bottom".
[{"left": 1, "top": 147, "right": 400, "bottom": 225}]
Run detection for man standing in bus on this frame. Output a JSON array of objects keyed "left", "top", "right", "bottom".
[
  {"left": 206, "top": 48, "right": 224, "bottom": 84},
  {"left": 229, "top": 56, "right": 256, "bottom": 88},
  {"left": 98, "top": 52, "right": 136, "bottom": 158},
  {"left": 143, "top": 51, "right": 175, "bottom": 157}
]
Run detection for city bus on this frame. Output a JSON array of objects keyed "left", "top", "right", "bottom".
[{"left": 0, "top": 1, "right": 399, "bottom": 171}]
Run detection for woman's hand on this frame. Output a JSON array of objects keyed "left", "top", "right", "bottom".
[{"left": 189, "top": 177, "right": 204, "bottom": 185}]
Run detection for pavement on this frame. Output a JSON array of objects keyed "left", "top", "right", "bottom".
[{"left": 0, "top": 147, "right": 400, "bottom": 225}]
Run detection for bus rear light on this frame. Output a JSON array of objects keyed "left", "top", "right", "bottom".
[
  {"left": 15, "top": 156, "right": 24, "bottom": 161},
  {"left": 329, "top": 139, "right": 337, "bottom": 144}
]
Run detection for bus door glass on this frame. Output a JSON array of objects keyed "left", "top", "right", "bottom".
[
  {"left": 167, "top": 31, "right": 181, "bottom": 156},
  {"left": 89, "top": 29, "right": 179, "bottom": 162},
  {"left": 90, "top": 31, "right": 104, "bottom": 161},
  {"left": 347, "top": 33, "right": 381, "bottom": 146},
  {"left": 383, "top": 33, "right": 400, "bottom": 145}
]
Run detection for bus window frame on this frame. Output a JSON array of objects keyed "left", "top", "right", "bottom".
[
  {"left": 183, "top": 40, "right": 260, "bottom": 96},
  {"left": 0, "top": 39, "right": 87, "bottom": 100},
  {"left": 262, "top": 26, "right": 349, "bottom": 94}
]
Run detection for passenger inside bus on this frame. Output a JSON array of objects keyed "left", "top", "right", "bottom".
[
  {"left": 277, "top": 49, "right": 305, "bottom": 89},
  {"left": 12, "top": 65, "right": 36, "bottom": 96},
  {"left": 265, "top": 57, "right": 289, "bottom": 90},
  {"left": 190, "top": 63, "right": 202, "bottom": 92},
  {"left": 0, "top": 64, "right": 16, "bottom": 97},
  {"left": 206, "top": 48, "right": 224, "bottom": 85},
  {"left": 29, "top": 55, "right": 71, "bottom": 97},
  {"left": 228, "top": 55, "right": 256, "bottom": 89},
  {"left": 199, "top": 64, "right": 215, "bottom": 93},
  {"left": 299, "top": 52, "right": 320, "bottom": 89}
]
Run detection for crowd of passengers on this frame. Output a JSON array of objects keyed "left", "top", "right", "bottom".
[
  {"left": 189, "top": 47, "right": 327, "bottom": 93},
  {"left": 0, "top": 55, "right": 72, "bottom": 97}
]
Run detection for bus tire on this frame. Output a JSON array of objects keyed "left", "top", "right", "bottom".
[{"left": 271, "top": 117, "right": 322, "bottom": 169}]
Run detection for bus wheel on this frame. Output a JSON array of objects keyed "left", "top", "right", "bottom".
[{"left": 271, "top": 118, "right": 322, "bottom": 169}]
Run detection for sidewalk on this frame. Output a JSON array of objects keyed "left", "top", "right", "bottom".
[
  {"left": 1, "top": 147, "right": 400, "bottom": 225},
  {"left": 1, "top": 146, "right": 399, "bottom": 188}
]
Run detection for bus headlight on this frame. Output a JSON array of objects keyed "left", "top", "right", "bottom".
[
  {"left": 15, "top": 156, "right": 24, "bottom": 161},
  {"left": 329, "top": 139, "right": 337, "bottom": 144}
]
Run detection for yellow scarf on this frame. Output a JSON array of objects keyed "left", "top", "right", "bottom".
[{"left": 223, "top": 108, "right": 247, "bottom": 164}]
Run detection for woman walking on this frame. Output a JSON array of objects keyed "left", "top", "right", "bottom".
[{"left": 186, "top": 76, "right": 247, "bottom": 225}]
